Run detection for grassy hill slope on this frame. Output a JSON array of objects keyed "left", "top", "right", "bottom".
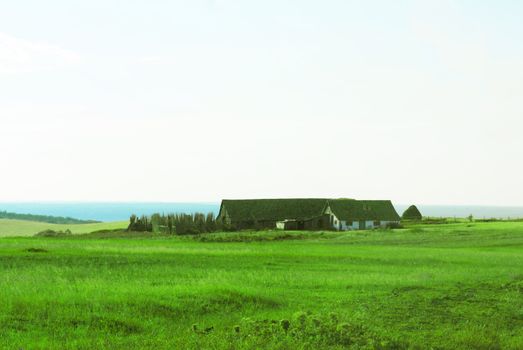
[{"left": 0, "top": 219, "right": 127, "bottom": 237}]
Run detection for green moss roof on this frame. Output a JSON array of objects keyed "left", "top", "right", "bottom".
[
  {"left": 402, "top": 205, "right": 422, "bottom": 220},
  {"left": 327, "top": 199, "right": 400, "bottom": 221},
  {"left": 219, "top": 199, "right": 329, "bottom": 221},
  {"left": 219, "top": 198, "right": 401, "bottom": 222}
]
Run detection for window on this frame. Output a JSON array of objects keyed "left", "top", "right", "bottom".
[{"left": 374, "top": 220, "right": 380, "bottom": 226}]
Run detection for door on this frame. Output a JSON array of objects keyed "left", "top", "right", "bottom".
[{"left": 359, "top": 220, "right": 366, "bottom": 230}]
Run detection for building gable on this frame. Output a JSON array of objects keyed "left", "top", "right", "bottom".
[{"left": 326, "top": 199, "right": 400, "bottom": 222}]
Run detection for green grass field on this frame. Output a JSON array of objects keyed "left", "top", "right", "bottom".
[
  {"left": 0, "top": 222, "right": 522, "bottom": 349},
  {"left": 0, "top": 219, "right": 128, "bottom": 237}
]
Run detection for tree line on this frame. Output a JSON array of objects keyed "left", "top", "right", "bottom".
[
  {"left": 0, "top": 211, "right": 99, "bottom": 224},
  {"left": 127, "top": 212, "right": 232, "bottom": 235}
]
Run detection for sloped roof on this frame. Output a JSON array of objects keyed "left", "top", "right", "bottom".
[
  {"left": 402, "top": 205, "right": 422, "bottom": 220},
  {"left": 219, "top": 198, "right": 329, "bottom": 221},
  {"left": 327, "top": 199, "right": 400, "bottom": 221}
]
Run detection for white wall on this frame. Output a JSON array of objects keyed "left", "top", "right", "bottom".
[
  {"left": 331, "top": 214, "right": 341, "bottom": 230},
  {"left": 338, "top": 220, "right": 399, "bottom": 230},
  {"left": 325, "top": 204, "right": 399, "bottom": 231},
  {"left": 339, "top": 220, "right": 359, "bottom": 230}
]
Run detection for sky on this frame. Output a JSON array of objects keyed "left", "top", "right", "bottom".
[{"left": 0, "top": 0, "right": 522, "bottom": 205}]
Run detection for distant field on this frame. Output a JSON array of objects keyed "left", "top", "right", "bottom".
[
  {"left": 0, "top": 219, "right": 128, "bottom": 237},
  {"left": 0, "top": 222, "right": 522, "bottom": 349}
]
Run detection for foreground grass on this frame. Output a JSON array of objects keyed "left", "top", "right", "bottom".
[
  {"left": 0, "top": 222, "right": 522, "bottom": 349},
  {"left": 0, "top": 219, "right": 127, "bottom": 237}
]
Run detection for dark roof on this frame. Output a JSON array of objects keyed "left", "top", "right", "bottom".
[
  {"left": 327, "top": 199, "right": 400, "bottom": 221},
  {"left": 219, "top": 198, "right": 329, "bottom": 221},
  {"left": 402, "top": 205, "right": 422, "bottom": 220}
]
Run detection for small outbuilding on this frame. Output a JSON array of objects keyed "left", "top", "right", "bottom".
[
  {"left": 401, "top": 205, "right": 423, "bottom": 221},
  {"left": 327, "top": 199, "right": 401, "bottom": 230}
]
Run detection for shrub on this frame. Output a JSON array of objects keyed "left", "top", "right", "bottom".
[
  {"left": 476, "top": 218, "right": 499, "bottom": 222},
  {"left": 293, "top": 311, "right": 307, "bottom": 327},
  {"left": 386, "top": 222, "right": 403, "bottom": 229},
  {"left": 422, "top": 218, "right": 448, "bottom": 225},
  {"left": 35, "top": 229, "right": 72, "bottom": 237},
  {"left": 198, "top": 312, "right": 410, "bottom": 349},
  {"left": 25, "top": 247, "right": 48, "bottom": 253}
]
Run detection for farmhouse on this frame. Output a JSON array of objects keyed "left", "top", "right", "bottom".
[
  {"left": 326, "top": 199, "right": 400, "bottom": 230},
  {"left": 217, "top": 198, "right": 400, "bottom": 231}
]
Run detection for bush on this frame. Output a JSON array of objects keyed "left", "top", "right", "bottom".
[
  {"left": 386, "top": 222, "right": 403, "bottom": 229},
  {"left": 475, "top": 218, "right": 499, "bottom": 223},
  {"left": 191, "top": 311, "right": 409, "bottom": 349},
  {"left": 35, "top": 229, "right": 72, "bottom": 237},
  {"left": 422, "top": 218, "right": 448, "bottom": 225},
  {"left": 220, "top": 223, "right": 238, "bottom": 232},
  {"left": 25, "top": 247, "right": 48, "bottom": 253}
]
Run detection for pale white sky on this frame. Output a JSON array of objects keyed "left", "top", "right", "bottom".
[{"left": 1, "top": 0, "right": 522, "bottom": 205}]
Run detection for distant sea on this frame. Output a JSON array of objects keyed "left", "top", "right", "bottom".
[
  {"left": 0, "top": 203, "right": 220, "bottom": 222},
  {"left": 0, "top": 202, "right": 522, "bottom": 222}
]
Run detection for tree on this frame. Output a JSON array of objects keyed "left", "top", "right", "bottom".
[
  {"left": 127, "top": 211, "right": 219, "bottom": 234},
  {"left": 205, "top": 213, "right": 216, "bottom": 232},
  {"left": 167, "top": 215, "right": 173, "bottom": 234},
  {"left": 128, "top": 214, "right": 138, "bottom": 231}
]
